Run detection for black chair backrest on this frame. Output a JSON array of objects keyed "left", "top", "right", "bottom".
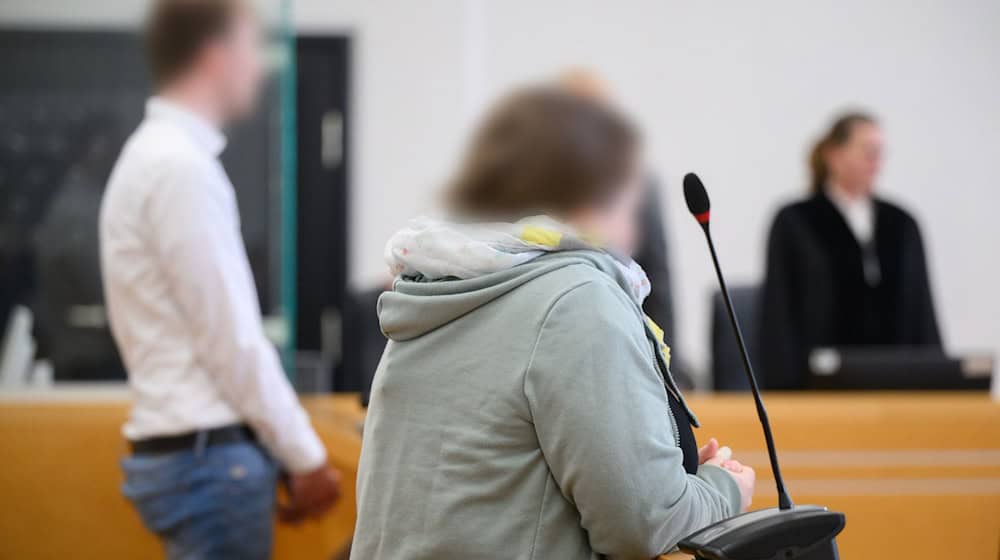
[{"left": 710, "top": 284, "right": 761, "bottom": 391}]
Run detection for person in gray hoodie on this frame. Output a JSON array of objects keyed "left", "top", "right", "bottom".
[{"left": 352, "top": 87, "right": 754, "bottom": 560}]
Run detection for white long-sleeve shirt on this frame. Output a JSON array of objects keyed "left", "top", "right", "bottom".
[{"left": 100, "top": 97, "right": 325, "bottom": 473}]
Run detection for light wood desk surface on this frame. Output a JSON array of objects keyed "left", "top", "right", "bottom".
[{"left": 1, "top": 390, "right": 998, "bottom": 559}]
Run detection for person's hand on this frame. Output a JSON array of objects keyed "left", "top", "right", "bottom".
[
  {"left": 700, "top": 439, "right": 754, "bottom": 512},
  {"left": 699, "top": 437, "right": 734, "bottom": 464},
  {"left": 718, "top": 459, "right": 755, "bottom": 512},
  {"left": 278, "top": 465, "right": 342, "bottom": 524},
  {"left": 697, "top": 437, "right": 719, "bottom": 464}
]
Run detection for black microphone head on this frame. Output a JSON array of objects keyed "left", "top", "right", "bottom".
[{"left": 683, "top": 172, "right": 711, "bottom": 225}]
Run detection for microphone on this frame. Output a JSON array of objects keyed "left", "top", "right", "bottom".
[
  {"left": 682, "top": 172, "right": 792, "bottom": 511},
  {"left": 677, "top": 172, "right": 845, "bottom": 560}
]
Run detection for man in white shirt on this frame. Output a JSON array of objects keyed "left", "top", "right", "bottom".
[{"left": 100, "top": 1, "right": 339, "bottom": 557}]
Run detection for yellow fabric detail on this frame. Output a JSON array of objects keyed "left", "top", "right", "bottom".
[
  {"left": 520, "top": 226, "right": 563, "bottom": 248},
  {"left": 645, "top": 316, "right": 671, "bottom": 366}
]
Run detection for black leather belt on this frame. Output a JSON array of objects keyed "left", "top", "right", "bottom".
[{"left": 129, "top": 424, "right": 256, "bottom": 455}]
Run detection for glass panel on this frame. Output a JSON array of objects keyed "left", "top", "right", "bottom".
[{"left": 275, "top": 0, "right": 298, "bottom": 373}]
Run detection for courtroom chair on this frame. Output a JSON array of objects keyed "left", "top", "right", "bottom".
[
  {"left": 339, "top": 287, "right": 388, "bottom": 405},
  {"left": 710, "top": 284, "right": 761, "bottom": 391}
]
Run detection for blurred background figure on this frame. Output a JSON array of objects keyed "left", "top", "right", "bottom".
[
  {"left": 760, "top": 113, "right": 941, "bottom": 389},
  {"left": 33, "top": 114, "right": 126, "bottom": 382},
  {"left": 100, "top": 1, "right": 339, "bottom": 558},
  {"left": 557, "top": 68, "right": 691, "bottom": 388}
]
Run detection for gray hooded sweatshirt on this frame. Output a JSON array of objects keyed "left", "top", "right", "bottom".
[{"left": 352, "top": 250, "right": 741, "bottom": 559}]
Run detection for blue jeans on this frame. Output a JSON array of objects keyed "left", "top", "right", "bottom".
[{"left": 121, "top": 442, "right": 278, "bottom": 560}]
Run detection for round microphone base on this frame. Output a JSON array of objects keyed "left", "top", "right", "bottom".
[{"left": 677, "top": 505, "right": 845, "bottom": 560}]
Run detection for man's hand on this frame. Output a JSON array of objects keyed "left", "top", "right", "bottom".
[{"left": 278, "top": 465, "right": 342, "bottom": 524}]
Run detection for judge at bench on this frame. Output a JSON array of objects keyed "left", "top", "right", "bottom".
[
  {"left": 760, "top": 112, "right": 942, "bottom": 389},
  {"left": 352, "top": 88, "right": 754, "bottom": 559}
]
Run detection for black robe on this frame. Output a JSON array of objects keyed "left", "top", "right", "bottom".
[{"left": 760, "top": 192, "right": 941, "bottom": 389}]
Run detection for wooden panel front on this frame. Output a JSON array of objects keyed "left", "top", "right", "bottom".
[
  {"left": 661, "top": 392, "right": 1000, "bottom": 559},
  {"left": 1, "top": 392, "right": 997, "bottom": 559},
  {"left": 0, "top": 394, "right": 365, "bottom": 560}
]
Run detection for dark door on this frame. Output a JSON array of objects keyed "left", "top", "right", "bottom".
[{"left": 294, "top": 36, "right": 352, "bottom": 389}]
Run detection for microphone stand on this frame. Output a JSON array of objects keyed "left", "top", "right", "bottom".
[
  {"left": 677, "top": 173, "right": 844, "bottom": 560},
  {"left": 700, "top": 223, "right": 792, "bottom": 511}
]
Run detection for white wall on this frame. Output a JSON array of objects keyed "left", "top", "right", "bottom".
[
  {"left": 4, "top": 0, "right": 999, "bottom": 383},
  {"left": 307, "top": 0, "right": 1000, "bottom": 383},
  {"left": 473, "top": 0, "right": 1000, "bottom": 382}
]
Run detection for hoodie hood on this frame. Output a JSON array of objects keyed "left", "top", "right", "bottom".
[
  {"left": 376, "top": 219, "right": 690, "bottom": 425},
  {"left": 378, "top": 250, "right": 641, "bottom": 342},
  {"left": 379, "top": 216, "right": 651, "bottom": 342}
]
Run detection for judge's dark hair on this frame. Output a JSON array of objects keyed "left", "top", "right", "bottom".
[
  {"left": 144, "top": 0, "right": 247, "bottom": 87},
  {"left": 809, "top": 112, "right": 877, "bottom": 192},
  {"left": 447, "top": 86, "right": 639, "bottom": 221}
]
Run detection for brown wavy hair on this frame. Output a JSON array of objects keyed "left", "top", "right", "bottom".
[
  {"left": 447, "top": 86, "right": 639, "bottom": 221},
  {"left": 809, "top": 112, "right": 876, "bottom": 192}
]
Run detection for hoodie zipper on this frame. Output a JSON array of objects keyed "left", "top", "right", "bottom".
[
  {"left": 644, "top": 321, "right": 700, "bottom": 429},
  {"left": 666, "top": 391, "right": 681, "bottom": 448},
  {"left": 648, "top": 338, "right": 681, "bottom": 448}
]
